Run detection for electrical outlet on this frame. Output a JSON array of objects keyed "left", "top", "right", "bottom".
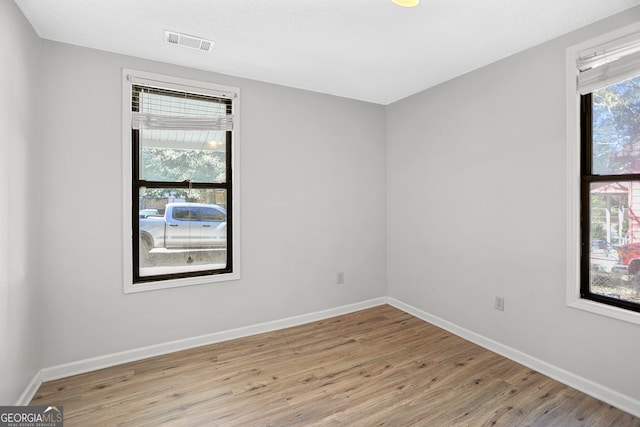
[
  {"left": 337, "top": 272, "right": 344, "bottom": 284},
  {"left": 494, "top": 296, "right": 505, "bottom": 311}
]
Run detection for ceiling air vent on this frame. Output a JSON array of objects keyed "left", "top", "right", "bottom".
[{"left": 165, "top": 31, "right": 214, "bottom": 53}]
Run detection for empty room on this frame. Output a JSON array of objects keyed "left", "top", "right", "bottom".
[{"left": 3, "top": 0, "right": 640, "bottom": 425}]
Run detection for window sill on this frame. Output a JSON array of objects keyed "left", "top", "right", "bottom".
[
  {"left": 124, "top": 271, "right": 240, "bottom": 293},
  {"left": 567, "top": 297, "right": 640, "bottom": 326}
]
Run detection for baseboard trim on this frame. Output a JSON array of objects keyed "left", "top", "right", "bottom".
[
  {"left": 15, "top": 371, "right": 42, "bottom": 406},
  {"left": 387, "top": 297, "right": 640, "bottom": 419},
  {"left": 40, "top": 297, "right": 387, "bottom": 383},
  {"left": 31, "top": 296, "right": 639, "bottom": 418}
]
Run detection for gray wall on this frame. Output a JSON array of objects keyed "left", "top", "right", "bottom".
[
  {"left": 37, "top": 41, "right": 387, "bottom": 368},
  {"left": 386, "top": 7, "right": 640, "bottom": 401},
  {"left": 0, "top": 0, "right": 41, "bottom": 404}
]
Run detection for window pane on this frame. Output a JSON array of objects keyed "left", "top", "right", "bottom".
[
  {"left": 137, "top": 89, "right": 228, "bottom": 183},
  {"left": 138, "top": 187, "right": 228, "bottom": 277},
  {"left": 139, "top": 130, "right": 227, "bottom": 183},
  {"left": 592, "top": 75, "right": 640, "bottom": 175},
  {"left": 588, "top": 181, "right": 640, "bottom": 305}
]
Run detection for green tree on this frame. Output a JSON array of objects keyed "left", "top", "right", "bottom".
[
  {"left": 592, "top": 76, "right": 640, "bottom": 174},
  {"left": 141, "top": 147, "right": 226, "bottom": 182},
  {"left": 140, "top": 147, "right": 226, "bottom": 201}
]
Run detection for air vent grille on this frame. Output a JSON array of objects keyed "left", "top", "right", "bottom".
[
  {"left": 167, "top": 32, "right": 179, "bottom": 45},
  {"left": 165, "top": 31, "right": 214, "bottom": 53}
]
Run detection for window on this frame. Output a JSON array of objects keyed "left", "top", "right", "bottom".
[
  {"left": 568, "top": 23, "right": 640, "bottom": 322},
  {"left": 122, "top": 70, "right": 240, "bottom": 292},
  {"left": 581, "top": 77, "right": 640, "bottom": 313}
]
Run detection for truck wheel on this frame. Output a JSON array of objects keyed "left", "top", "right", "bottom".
[
  {"left": 629, "top": 259, "right": 640, "bottom": 276},
  {"left": 140, "top": 234, "right": 154, "bottom": 265}
]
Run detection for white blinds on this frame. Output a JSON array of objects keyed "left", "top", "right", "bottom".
[
  {"left": 129, "top": 75, "right": 235, "bottom": 131},
  {"left": 577, "top": 32, "right": 640, "bottom": 94},
  {"left": 131, "top": 112, "right": 234, "bottom": 131}
]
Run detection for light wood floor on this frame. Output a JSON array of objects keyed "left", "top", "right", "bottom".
[{"left": 31, "top": 305, "right": 640, "bottom": 426}]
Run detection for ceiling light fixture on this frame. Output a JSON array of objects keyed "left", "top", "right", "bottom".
[{"left": 391, "top": 0, "right": 419, "bottom": 7}]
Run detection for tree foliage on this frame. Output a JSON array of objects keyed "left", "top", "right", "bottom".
[
  {"left": 592, "top": 76, "right": 640, "bottom": 174},
  {"left": 140, "top": 148, "right": 226, "bottom": 200},
  {"left": 142, "top": 148, "right": 226, "bottom": 182},
  {"left": 589, "top": 76, "right": 640, "bottom": 243}
]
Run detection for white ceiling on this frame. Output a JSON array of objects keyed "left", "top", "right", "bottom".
[{"left": 14, "top": 0, "right": 640, "bottom": 105}]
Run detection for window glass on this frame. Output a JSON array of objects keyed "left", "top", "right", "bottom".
[
  {"left": 139, "top": 187, "right": 227, "bottom": 211},
  {"left": 587, "top": 181, "right": 640, "bottom": 305},
  {"left": 136, "top": 90, "right": 227, "bottom": 184},
  {"left": 592, "top": 76, "right": 640, "bottom": 175},
  {"left": 139, "top": 128, "right": 227, "bottom": 183},
  {"left": 584, "top": 74, "right": 640, "bottom": 310},
  {"left": 172, "top": 207, "right": 198, "bottom": 221},
  {"left": 138, "top": 187, "right": 228, "bottom": 277},
  {"left": 202, "top": 207, "right": 226, "bottom": 222}
]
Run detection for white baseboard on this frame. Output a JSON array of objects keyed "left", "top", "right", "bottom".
[
  {"left": 25, "top": 296, "right": 640, "bottom": 419},
  {"left": 15, "top": 371, "right": 43, "bottom": 406},
  {"left": 39, "top": 297, "right": 387, "bottom": 383},
  {"left": 387, "top": 297, "right": 640, "bottom": 419}
]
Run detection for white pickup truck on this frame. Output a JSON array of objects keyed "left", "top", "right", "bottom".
[{"left": 139, "top": 202, "right": 227, "bottom": 253}]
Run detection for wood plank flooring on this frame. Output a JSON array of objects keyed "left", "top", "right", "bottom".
[{"left": 31, "top": 305, "right": 640, "bottom": 426}]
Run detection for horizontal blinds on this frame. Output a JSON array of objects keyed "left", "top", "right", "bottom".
[
  {"left": 131, "top": 112, "right": 233, "bottom": 131},
  {"left": 577, "top": 32, "right": 640, "bottom": 94},
  {"left": 129, "top": 78, "right": 234, "bottom": 131},
  {"left": 128, "top": 75, "right": 237, "bottom": 100}
]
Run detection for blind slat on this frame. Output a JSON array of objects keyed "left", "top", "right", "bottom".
[
  {"left": 131, "top": 112, "right": 234, "bottom": 131},
  {"left": 577, "top": 32, "right": 640, "bottom": 94},
  {"left": 129, "top": 75, "right": 237, "bottom": 100}
]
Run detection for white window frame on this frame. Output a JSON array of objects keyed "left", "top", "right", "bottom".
[
  {"left": 122, "top": 69, "right": 241, "bottom": 293},
  {"left": 566, "top": 23, "right": 640, "bottom": 325}
]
